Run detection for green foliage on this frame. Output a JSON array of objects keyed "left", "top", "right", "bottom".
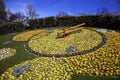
[
  {"left": 27, "top": 14, "right": 120, "bottom": 30},
  {"left": 0, "top": 33, "right": 36, "bottom": 76},
  {"left": 76, "top": 16, "right": 92, "bottom": 26},
  {"left": 91, "top": 15, "right": 112, "bottom": 28},
  {"left": 110, "top": 15, "right": 120, "bottom": 29},
  {"left": 0, "top": 22, "right": 24, "bottom": 34},
  {"left": 0, "top": 0, "right": 6, "bottom": 24},
  {"left": 37, "top": 18, "right": 44, "bottom": 28},
  {"left": 56, "top": 16, "right": 77, "bottom": 26},
  {"left": 44, "top": 16, "right": 56, "bottom": 27},
  {"left": 28, "top": 18, "right": 44, "bottom": 29},
  {"left": 0, "top": 0, "right": 5, "bottom": 11},
  {"left": 91, "top": 15, "right": 120, "bottom": 30}
]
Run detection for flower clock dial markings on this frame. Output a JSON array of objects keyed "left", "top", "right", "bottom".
[{"left": 26, "top": 29, "right": 106, "bottom": 57}]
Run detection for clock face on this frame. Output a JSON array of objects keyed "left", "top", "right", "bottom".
[{"left": 26, "top": 29, "right": 106, "bottom": 57}]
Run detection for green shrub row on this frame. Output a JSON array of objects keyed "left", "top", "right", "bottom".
[
  {"left": 28, "top": 16, "right": 56, "bottom": 28},
  {"left": 0, "top": 14, "right": 120, "bottom": 35},
  {"left": 56, "top": 16, "right": 77, "bottom": 26},
  {"left": 28, "top": 15, "right": 120, "bottom": 30},
  {"left": 28, "top": 18, "right": 44, "bottom": 29},
  {"left": 0, "top": 22, "right": 24, "bottom": 34},
  {"left": 44, "top": 16, "right": 56, "bottom": 27}
]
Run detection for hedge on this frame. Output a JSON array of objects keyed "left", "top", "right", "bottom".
[
  {"left": 44, "top": 16, "right": 56, "bottom": 27},
  {"left": 28, "top": 18, "right": 44, "bottom": 29},
  {"left": 89, "top": 15, "right": 120, "bottom": 30},
  {"left": 58, "top": 15, "right": 120, "bottom": 30},
  {"left": 28, "top": 14, "right": 120, "bottom": 30},
  {"left": 0, "top": 14, "right": 119, "bottom": 35},
  {"left": 56, "top": 16, "right": 77, "bottom": 26},
  {"left": 0, "top": 22, "right": 24, "bottom": 34}
]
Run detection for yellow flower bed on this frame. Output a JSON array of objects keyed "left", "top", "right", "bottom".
[
  {"left": 0, "top": 48, "right": 16, "bottom": 60},
  {"left": 28, "top": 29, "right": 102, "bottom": 54},
  {"left": 62, "top": 32, "right": 120, "bottom": 77},
  {"left": 1, "top": 58, "right": 72, "bottom": 80},
  {"left": 12, "top": 29, "right": 44, "bottom": 41},
  {"left": 1, "top": 30, "right": 120, "bottom": 80}
]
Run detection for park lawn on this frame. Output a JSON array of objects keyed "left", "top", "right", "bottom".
[{"left": 0, "top": 32, "right": 37, "bottom": 75}]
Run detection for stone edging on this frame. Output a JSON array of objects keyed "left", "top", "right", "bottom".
[{"left": 24, "top": 29, "right": 107, "bottom": 58}]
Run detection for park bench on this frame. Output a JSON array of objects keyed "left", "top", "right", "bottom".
[{"left": 57, "top": 23, "right": 85, "bottom": 38}]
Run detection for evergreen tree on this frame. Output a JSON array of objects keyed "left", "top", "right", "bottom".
[{"left": 0, "top": 0, "right": 6, "bottom": 24}]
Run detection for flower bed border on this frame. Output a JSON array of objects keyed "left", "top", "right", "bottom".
[{"left": 24, "top": 29, "right": 107, "bottom": 58}]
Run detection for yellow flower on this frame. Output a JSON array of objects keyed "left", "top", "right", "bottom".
[{"left": 95, "top": 71, "right": 99, "bottom": 76}]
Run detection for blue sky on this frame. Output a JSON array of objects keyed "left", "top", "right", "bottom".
[{"left": 4, "top": 0, "right": 120, "bottom": 17}]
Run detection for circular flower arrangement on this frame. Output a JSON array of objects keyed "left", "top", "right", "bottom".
[
  {"left": 1, "top": 31, "right": 120, "bottom": 80},
  {"left": 0, "top": 48, "right": 16, "bottom": 60},
  {"left": 12, "top": 29, "right": 44, "bottom": 41},
  {"left": 26, "top": 29, "right": 106, "bottom": 57}
]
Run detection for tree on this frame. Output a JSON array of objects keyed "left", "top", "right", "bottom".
[
  {"left": 25, "top": 4, "right": 39, "bottom": 19},
  {"left": 6, "top": 9, "right": 12, "bottom": 21},
  {"left": 14, "top": 12, "right": 26, "bottom": 22},
  {"left": 14, "top": 12, "right": 28, "bottom": 27},
  {"left": 56, "top": 11, "right": 70, "bottom": 17},
  {"left": 96, "top": 8, "right": 111, "bottom": 15},
  {"left": 6, "top": 9, "right": 27, "bottom": 22},
  {"left": 6, "top": 9, "right": 17, "bottom": 22},
  {"left": 0, "top": 0, "right": 6, "bottom": 24}
]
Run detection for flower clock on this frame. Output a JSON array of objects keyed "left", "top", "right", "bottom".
[
  {"left": 26, "top": 29, "right": 106, "bottom": 57},
  {"left": 1, "top": 28, "right": 120, "bottom": 80}
]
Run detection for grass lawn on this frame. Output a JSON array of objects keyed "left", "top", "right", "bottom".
[
  {"left": 0, "top": 27, "right": 120, "bottom": 80},
  {"left": 0, "top": 32, "right": 37, "bottom": 75}
]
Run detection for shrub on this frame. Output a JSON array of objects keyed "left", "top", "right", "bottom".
[
  {"left": 44, "top": 16, "right": 56, "bottom": 27},
  {"left": 56, "top": 16, "right": 77, "bottom": 26},
  {"left": 75, "top": 16, "right": 92, "bottom": 26},
  {"left": 110, "top": 15, "right": 120, "bottom": 30},
  {"left": 95, "top": 15, "right": 112, "bottom": 28},
  {"left": 0, "top": 22, "right": 24, "bottom": 34},
  {"left": 27, "top": 14, "right": 120, "bottom": 30},
  {"left": 28, "top": 18, "right": 44, "bottom": 29},
  {"left": 9, "top": 22, "right": 24, "bottom": 32},
  {"left": 76, "top": 15, "right": 120, "bottom": 30}
]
